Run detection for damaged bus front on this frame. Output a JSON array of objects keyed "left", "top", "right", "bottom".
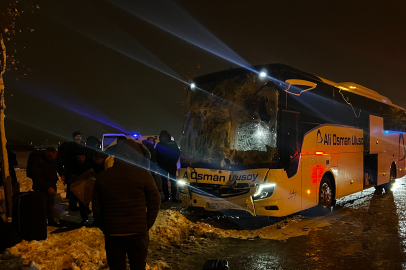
[
  {"left": 178, "top": 63, "right": 406, "bottom": 217},
  {"left": 178, "top": 65, "right": 288, "bottom": 216}
]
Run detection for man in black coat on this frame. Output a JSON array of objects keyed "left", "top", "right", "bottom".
[
  {"left": 93, "top": 139, "right": 160, "bottom": 270},
  {"left": 32, "top": 147, "right": 64, "bottom": 227},
  {"left": 143, "top": 138, "right": 163, "bottom": 200},
  {"left": 92, "top": 151, "right": 109, "bottom": 175},
  {"left": 72, "top": 149, "right": 94, "bottom": 225},
  {"left": 155, "top": 130, "right": 181, "bottom": 203},
  {"left": 58, "top": 131, "right": 85, "bottom": 211}
]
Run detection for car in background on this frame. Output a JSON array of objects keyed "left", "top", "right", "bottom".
[{"left": 101, "top": 133, "right": 159, "bottom": 152}]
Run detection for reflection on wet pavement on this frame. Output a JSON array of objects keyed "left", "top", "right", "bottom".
[
  {"left": 173, "top": 177, "right": 406, "bottom": 270},
  {"left": 392, "top": 178, "right": 406, "bottom": 269}
]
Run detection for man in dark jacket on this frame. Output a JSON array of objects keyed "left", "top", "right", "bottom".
[
  {"left": 92, "top": 151, "right": 109, "bottom": 174},
  {"left": 72, "top": 149, "right": 94, "bottom": 225},
  {"left": 155, "top": 130, "right": 180, "bottom": 203},
  {"left": 143, "top": 138, "right": 163, "bottom": 200},
  {"left": 84, "top": 135, "right": 101, "bottom": 161},
  {"left": 58, "top": 131, "right": 85, "bottom": 211},
  {"left": 32, "top": 147, "right": 64, "bottom": 227},
  {"left": 93, "top": 139, "right": 160, "bottom": 270}
]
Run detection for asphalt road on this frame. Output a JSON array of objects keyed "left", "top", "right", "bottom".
[{"left": 163, "top": 176, "right": 406, "bottom": 270}]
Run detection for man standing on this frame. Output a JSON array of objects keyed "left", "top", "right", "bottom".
[
  {"left": 93, "top": 139, "right": 160, "bottom": 270},
  {"left": 59, "top": 131, "right": 84, "bottom": 211},
  {"left": 143, "top": 138, "right": 163, "bottom": 200},
  {"left": 72, "top": 150, "right": 93, "bottom": 226},
  {"left": 32, "top": 147, "right": 64, "bottom": 227},
  {"left": 155, "top": 130, "right": 181, "bottom": 203}
]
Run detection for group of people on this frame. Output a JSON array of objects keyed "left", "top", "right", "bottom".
[
  {"left": 30, "top": 129, "right": 181, "bottom": 269},
  {"left": 142, "top": 130, "right": 181, "bottom": 203},
  {"left": 31, "top": 131, "right": 108, "bottom": 226}
]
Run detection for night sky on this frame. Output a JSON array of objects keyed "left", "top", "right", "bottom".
[{"left": 3, "top": 0, "right": 406, "bottom": 146}]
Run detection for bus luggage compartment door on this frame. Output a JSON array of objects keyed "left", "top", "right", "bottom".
[{"left": 301, "top": 156, "right": 318, "bottom": 210}]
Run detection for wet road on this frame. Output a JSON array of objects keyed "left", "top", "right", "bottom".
[{"left": 162, "top": 176, "right": 406, "bottom": 270}]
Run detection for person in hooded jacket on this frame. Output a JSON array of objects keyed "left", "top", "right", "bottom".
[
  {"left": 155, "top": 130, "right": 181, "bottom": 203},
  {"left": 93, "top": 139, "right": 160, "bottom": 270},
  {"left": 86, "top": 135, "right": 101, "bottom": 149},
  {"left": 32, "top": 147, "right": 65, "bottom": 227},
  {"left": 84, "top": 135, "right": 101, "bottom": 160}
]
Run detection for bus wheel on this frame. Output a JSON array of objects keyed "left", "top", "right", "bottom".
[{"left": 318, "top": 177, "right": 333, "bottom": 214}]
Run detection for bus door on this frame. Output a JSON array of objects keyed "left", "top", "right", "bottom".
[{"left": 281, "top": 111, "right": 306, "bottom": 212}]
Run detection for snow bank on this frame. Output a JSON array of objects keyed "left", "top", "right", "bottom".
[
  {"left": 3, "top": 170, "right": 327, "bottom": 269},
  {"left": 2, "top": 226, "right": 170, "bottom": 270},
  {"left": 151, "top": 209, "right": 314, "bottom": 242}
]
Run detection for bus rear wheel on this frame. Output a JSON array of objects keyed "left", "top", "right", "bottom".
[{"left": 317, "top": 176, "right": 333, "bottom": 214}]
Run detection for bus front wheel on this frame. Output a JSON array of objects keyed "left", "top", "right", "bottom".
[{"left": 318, "top": 176, "right": 334, "bottom": 214}]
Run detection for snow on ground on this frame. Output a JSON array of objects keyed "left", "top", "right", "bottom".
[
  {"left": 1, "top": 169, "right": 329, "bottom": 269},
  {"left": 1, "top": 226, "right": 170, "bottom": 269}
]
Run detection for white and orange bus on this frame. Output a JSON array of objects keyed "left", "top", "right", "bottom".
[{"left": 177, "top": 63, "right": 406, "bottom": 216}]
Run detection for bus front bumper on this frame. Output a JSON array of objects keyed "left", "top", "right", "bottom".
[{"left": 179, "top": 186, "right": 257, "bottom": 215}]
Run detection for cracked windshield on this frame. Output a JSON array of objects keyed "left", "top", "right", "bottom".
[{"left": 181, "top": 72, "right": 279, "bottom": 167}]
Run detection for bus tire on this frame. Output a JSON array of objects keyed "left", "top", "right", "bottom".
[
  {"left": 317, "top": 176, "right": 334, "bottom": 215},
  {"left": 382, "top": 163, "right": 396, "bottom": 192}
]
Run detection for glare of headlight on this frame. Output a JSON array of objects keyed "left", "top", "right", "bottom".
[
  {"left": 253, "top": 183, "right": 276, "bottom": 197},
  {"left": 178, "top": 180, "right": 188, "bottom": 186},
  {"left": 190, "top": 83, "right": 196, "bottom": 90},
  {"left": 259, "top": 71, "right": 267, "bottom": 78}
]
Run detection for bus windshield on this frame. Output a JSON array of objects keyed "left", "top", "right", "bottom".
[{"left": 180, "top": 71, "right": 279, "bottom": 168}]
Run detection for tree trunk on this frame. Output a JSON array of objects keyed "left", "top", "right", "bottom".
[{"left": 0, "top": 36, "right": 12, "bottom": 220}]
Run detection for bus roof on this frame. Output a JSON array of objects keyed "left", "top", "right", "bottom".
[
  {"left": 189, "top": 63, "right": 405, "bottom": 111},
  {"left": 317, "top": 77, "right": 405, "bottom": 111}
]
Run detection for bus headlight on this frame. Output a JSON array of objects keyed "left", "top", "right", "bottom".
[
  {"left": 253, "top": 183, "right": 276, "bottom": 200},
  {"left": 178, "top": 180, "right": 189, "bottom": 194}
]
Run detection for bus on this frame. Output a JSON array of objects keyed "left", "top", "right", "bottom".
[{"left": 177, "top": 63, "right": 406, "bottom": 217}]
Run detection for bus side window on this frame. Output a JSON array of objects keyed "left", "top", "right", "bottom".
[{"left": 281, "top": 110, "right": 300, "bottom": 165}]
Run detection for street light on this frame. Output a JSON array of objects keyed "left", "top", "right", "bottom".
[{"left": 259, "top": 71, "right": 267, "bottom": 79}]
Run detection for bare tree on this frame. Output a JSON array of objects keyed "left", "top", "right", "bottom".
[{"left": 0, "top": 0, "right": 35, "bottom": 220}]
